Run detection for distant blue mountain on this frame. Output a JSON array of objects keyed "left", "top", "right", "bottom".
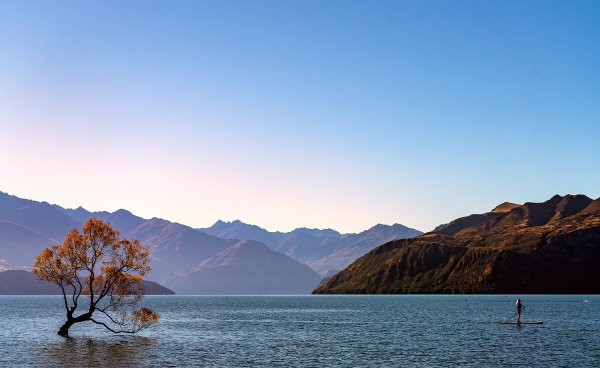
[
  {"left": 0, "top": 270, "right": 174, "bottom": 295},
  {"left": 170, "top": 240, "right": 323, "bottom": 295},
  {"left": 200, "top": 219, "right": 423, "bottom": 274},
  {"left": 0, "top": 190, "right": 422, "bottom": 293},
  {"left": 0, "top": 191, "right": 323, "bottom": 294}
]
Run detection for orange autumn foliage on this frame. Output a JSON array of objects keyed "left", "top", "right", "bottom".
[{"left": 33, "top": 218, "right": 160, "bottom": 337}]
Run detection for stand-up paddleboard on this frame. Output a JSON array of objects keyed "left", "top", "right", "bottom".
[{"left": 499, "top": 321, "right": 543, "bottom": 324}]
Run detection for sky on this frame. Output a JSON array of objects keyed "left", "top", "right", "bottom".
[{"left": 1, "top": 0, "right": 599, "bottom": 233}]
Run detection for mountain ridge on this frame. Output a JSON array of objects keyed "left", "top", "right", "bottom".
[
  {"left": 314, "top": 194, "right": 600, "bottom": 294},
  {"left": 0, "top": 191, "right": 325, "bottom": 294},
  {"left": 171, "top": 240, "right": 323, "bottom": 295},
  {"left": 0, "top": 190, "right": 420, "bottom": 294},
  {"left": 201, "top": 219, "right": 422, "bottom": 274}
]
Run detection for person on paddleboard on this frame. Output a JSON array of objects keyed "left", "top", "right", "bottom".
[{"left": 516, "top": 298, "right": 525, "bottom": 323}]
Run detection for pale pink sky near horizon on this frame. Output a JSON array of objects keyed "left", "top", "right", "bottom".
[
  {"left": 0, "top": 118, "right": 505, "bottom": 234},
  {"left": 2, "top": 1, "right": 599, "bottom": 233}
]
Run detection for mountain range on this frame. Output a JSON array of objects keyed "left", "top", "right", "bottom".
[
  {"left": 0, "top": 191, "right": 420, "bottom": 294},
  {"left": 314, "top": 194, "right": 600, "bottom": 294},
  {"left": 201, "top": 220, "right": 422, "bottom": 274},
  {"left": 170, "top": 240, "right": 324, "bottom": 294}
]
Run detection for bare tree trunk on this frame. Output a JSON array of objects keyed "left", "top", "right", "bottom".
[
  {"left": 57, "top": 313, "right": 92, "bottom": 337},
  {"left": 58, "top": 319, "right": 74, "bottom": 337}
]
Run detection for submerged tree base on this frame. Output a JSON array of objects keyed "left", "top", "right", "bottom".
[
  {"left": 58, "top": 324, "right": 70, "bottom": 337},
  {"left": 57, "top": 313, "right": 89, "bottom": 337}
]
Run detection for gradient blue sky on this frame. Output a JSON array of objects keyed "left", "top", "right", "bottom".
[{"left": 1, "top": 0, "right": 599, "bottom": 232}]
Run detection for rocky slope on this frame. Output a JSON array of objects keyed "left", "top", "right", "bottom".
[{"left": 314, "top": 195, "right": 600, "bottom": 294}]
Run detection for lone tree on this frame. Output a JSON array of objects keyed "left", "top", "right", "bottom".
[{"left": 33, "top": 218, "right": 160, "bottom": 337}]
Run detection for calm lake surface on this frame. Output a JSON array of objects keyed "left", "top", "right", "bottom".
[{"left": 0, "top": 295, "right": 599, "bottom": 367}]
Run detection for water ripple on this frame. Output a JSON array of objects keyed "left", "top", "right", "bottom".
[{"left": 0, "top": 295, "right": 599, "bottom": 367}]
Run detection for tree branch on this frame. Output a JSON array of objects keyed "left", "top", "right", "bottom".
[
  {"left": 95, "top": 307, "right": 122, "bottom": 326},
  {"left": 58, "top": 282, "right": 70, "bottom": 314},
  {"left": 89, "top": 318, "right": 137, "bottom": 334},
  {"left": 73, "top": 273, "right": 83, "bottom": 308}
]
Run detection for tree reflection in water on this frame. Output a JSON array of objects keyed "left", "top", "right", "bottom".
[{"left": 34, "top": 336, "right": 156, "bottom": 367}]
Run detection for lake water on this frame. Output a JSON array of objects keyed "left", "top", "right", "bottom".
[{"left": 0, "top": 295, "right": 599, "bottom": 367}]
